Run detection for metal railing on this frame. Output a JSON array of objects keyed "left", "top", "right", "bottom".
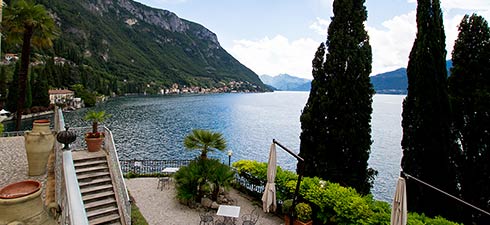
[
  {"left": 120, "top": 159, "right": 192, "bottom": 175},
  {"left": 54, "top": 107, "right": 89, "bottom": 225},
  {"left": 0, "top": 131, "right": 25, "bottom": 137}
]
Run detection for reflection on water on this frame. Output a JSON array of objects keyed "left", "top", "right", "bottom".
[{"left": 4, "top": 92, "right": 404, "bottom": 202}]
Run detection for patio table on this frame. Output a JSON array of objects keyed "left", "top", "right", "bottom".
[{"left": 217, "top": 205, "right": 240, "bottom": 225}]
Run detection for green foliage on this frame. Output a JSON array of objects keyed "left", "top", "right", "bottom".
[
  {"left": 30, "top": 0, "right": 268, "bottom": 93},
  {"left": 129, "top": 192, "right": 149, "bottom": 225},
  {"left": 183, "top": 129, "right": 226, "bottom": 159},
  {"left": 84, "top": 110, "right": 111, "bottom": 133},
  {"left": 2, "top": 0, "right": 58, "bottom": 130},
  {"left": 71, "top": 84, "right": 97, "bottom": 107},
  {"left": 174, "top": 160, "right": 202, "bottom": 203},
  {"left": 299, "top": 0, "right": 376, "bottom": 195},
  {"left": 282, "top": 199, "right": 293, "bottom": 214},
  {"left": 0, "top": 123, "right": 4, "bottom": 135},
  {"left": 401, "top": 0, "right": 459, "bottom": 221},
  {"left": 174, "top": 158, "right": 235, "bottom": 204},
  {"left": 295, "top": 203, "right": 312, "bottom": 222},
  {"left": 448, "top": 14, "right": 490, "bottom": 224},
  {"left": 233, "top": 159, "right": 459, "bottom": 225},
  {"left": 31, "top": 69, "right": 51, "bottom": 107},
  {"left": 5, "top": 63, "right": 20, "bottom": 112}
]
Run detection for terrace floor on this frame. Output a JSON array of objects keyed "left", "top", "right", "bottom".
[
  {"left": 125, "top": 178, "right": 284, "bottom": 225},
  {"left": 0, "top": 136, "right": 47, "bottom": 189}
]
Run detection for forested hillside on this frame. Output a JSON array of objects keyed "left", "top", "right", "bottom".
[{"left": 1, "top": 0, "right": 267, "bottom": 97}]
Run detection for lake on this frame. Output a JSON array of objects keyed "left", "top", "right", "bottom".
[{"left": 5, "top": 92, "right": 405, "bottom": 202}]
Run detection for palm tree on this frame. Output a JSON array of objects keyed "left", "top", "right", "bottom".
[
  {"left": 184, "top": 129, "right": 227, "bottom": 159},
  {"left": 84, "top": 110, "right": 111, "bottom": 133},
  {"left": 2, "top": 0, "right": 59, "bottom": 130}
]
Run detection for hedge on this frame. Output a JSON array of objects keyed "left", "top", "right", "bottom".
[{"left": 233, "top": 160, "right": 459, "bottom": 225}]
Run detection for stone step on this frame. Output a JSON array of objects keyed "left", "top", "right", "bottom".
[
  {"left": 84, "top": 197, "right": 117, "bottom": 210},
  {"left": 90, "top": 214, "right": 121, "bottom": 225},
  {"left": 77, "top": 171, "right": 111, "bottom": 180},
  {"left": 76, "top": 165, "right": 109, "bottom": 174},
  {"left": 79, "top": 177, "right": 113, "bottom": 187},
  {"left": 74, "top": 159, "right": 108, "bottom": 168},
  {"left": 86, "top": 205, "right": 119, "bottom": 218},
  {"left": 82, "top": 190, "right": 115, "bottom": 202},
  {"left": 81, "top": 184, "right": 113, "bottom": 194}
]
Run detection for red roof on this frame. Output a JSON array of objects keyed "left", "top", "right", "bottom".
[{"left": 48, "top": 89, "right": 74, "bottom": 95}]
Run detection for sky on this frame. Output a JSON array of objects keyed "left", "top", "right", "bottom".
[{"left": 134, "top": 0, "right": 490, "bottom": 79}]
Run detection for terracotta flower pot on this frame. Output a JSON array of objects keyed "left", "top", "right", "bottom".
[
  {"left": 284, "top": 215, "right": 313, "bottom": 225},
  {"left": 85, "top": 137, "right": 104, "bottom": 152},
  {"left": 0, "top": 180, "right": 55, "bottom": 225}
]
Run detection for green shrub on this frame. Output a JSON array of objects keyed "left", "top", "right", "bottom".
[
  {"left": 0, "top": 123, "right": 3, "bottom": 135},
  {"left": 282, "top": 199, "right": 293, "bottom": 214},
  {"left": 175, "top": 158, "right": 235, "bottom": 204},
  {"left": 233, "top": 159, "right": 460, "bottom": 225},
  {"left": 296, "top": 202, "right": 313, "bottom": 222}
]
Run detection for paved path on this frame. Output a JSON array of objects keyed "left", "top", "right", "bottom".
[
  {"left": 125, "top": 178, "right": 284, "bottom": 225},
  {"left": 0, "top": 136, "right": 47, "bottom": 188}
]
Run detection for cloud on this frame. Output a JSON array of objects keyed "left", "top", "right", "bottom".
[
  {"left": 367, "top": 11, "right": 417, "bottom": 74},
  {"left": 228, "top": 35, "right": 319, "bottom": 79},
  {"left": 406, "top": 0, "right": 490, "bottom": 11},
  {"left": 309, "top": 17, "right": 330, "bottom": 36},
  {"left": 367, "top": 8, "right": 487, "bottom": 75}
]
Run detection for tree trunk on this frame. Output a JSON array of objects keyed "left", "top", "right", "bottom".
[
  {"left": 15, "top": 26, "right": 34, "bottom": 131},
  {"left": 92, "top": 121, "right": 98, "bottom": 133}
]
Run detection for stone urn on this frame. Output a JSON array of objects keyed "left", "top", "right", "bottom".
[
  {"left": 25, "top": 120, "right": 55, "bottom": 176},
  {"left": 0, "top": 180, "right": 55, "bottom": 225}
]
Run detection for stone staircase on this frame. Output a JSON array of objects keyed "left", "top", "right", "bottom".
[{"left": 73, "top": 151, "right": 123, "bottom": 225}]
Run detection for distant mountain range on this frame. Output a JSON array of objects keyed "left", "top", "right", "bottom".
[
  {"left": 262, "top": 61, "right": 453, "bottom": 94},
  {"left": 259, "top": 74, "right": 311, "bottom": 91}
]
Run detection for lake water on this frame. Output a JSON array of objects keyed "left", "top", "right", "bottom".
[{"left": 5, "top": 92, "right": 405, "bottom": 202}]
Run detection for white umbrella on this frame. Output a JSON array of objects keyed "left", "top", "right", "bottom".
[
  {"left": 391, "top": 177, "right": 407, "bottom": 225},
  {"left": 261, "top": 143, "right": 277, "bottom": 212},
  {"left": 0, "top": 109, "right": 9, "bottom": 114}
]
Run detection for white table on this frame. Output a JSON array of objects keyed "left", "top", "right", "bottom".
[
  {"left": 162, "top": 167, "right": 179, "bottom": 173},
  {"left": 217, "top": 205, "right": 240, "bottom": 224}
]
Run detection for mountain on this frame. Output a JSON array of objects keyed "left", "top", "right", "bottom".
[
  {"left": 260, "top": 74, "right": 311, "bottom": 91},
  {"left": 370, "top": 68, "right": 408, "bottom": 94},
  {"left": 370, "top": 60, "right": 453, "bottom": 94},
  {"left": 28, "top": 0, "right": 267, "bottom": 93}
]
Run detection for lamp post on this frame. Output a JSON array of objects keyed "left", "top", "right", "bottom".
[{"left": 227, "top": 150, "right": 233, "bottom": 166}]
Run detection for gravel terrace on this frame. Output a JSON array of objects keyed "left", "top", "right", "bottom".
[{"left": 125, "top": 178, "right": 284, "bottom": 225}]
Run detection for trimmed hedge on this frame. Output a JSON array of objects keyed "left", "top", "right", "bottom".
[{"left": 233, "top": 160, "right": 459, "bottom": 225}]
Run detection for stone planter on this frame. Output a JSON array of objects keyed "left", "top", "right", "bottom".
[
  {"left": 0, "top": 180, "right": 54, "bottom": 225},
  {"left": 284, "top": 215, "right": 313, "bottom": 225},
  {"left": 85, "top": 137, "right": 104, "bottom": 152},
  {"left": 25, "top": 120, "right": 55, "bottom": 176}
]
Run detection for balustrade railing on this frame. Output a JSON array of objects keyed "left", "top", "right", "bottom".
[
  {"left": 120, "top": 159, "right": 192, "bottom": 175},
  {"left": 0, "top": 131, "right": 25, "bottom": 137},
  {"left": 54, "top": 107, "right": 89, "bottom": 225},
  {"left": 103, "top": 127, "right": 131, "bottom": 225}
]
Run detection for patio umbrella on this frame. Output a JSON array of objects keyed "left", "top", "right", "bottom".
[
  {"left": 391, "top": 177, "right": 407, "bottom": 225},
  {"left": 261, "top": 143, "right": 277, "bottom": 212},
  {"left": 0, "top": 109, "right": 9, "bottom": 114}
]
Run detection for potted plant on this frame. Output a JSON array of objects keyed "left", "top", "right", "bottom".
[
  {"left": 283, "top": 200, "right": 313, "bottom": 225},
  {"left": 84, "top": 110, "right": 111, "bottom": 152}
]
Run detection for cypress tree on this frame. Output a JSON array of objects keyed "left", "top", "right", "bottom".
[
  {"left": 32, "top": 68, "right": 50, "bottom": 107},
  {"left": 449, "top": 14, "right": 490, "bottom": 224},
  {"left": 6, "top": 62, "right": 20, "bottom": 112},
  {"left": 299, "top": 0, "right": 375, "bottom": 194},
  {"left": 401, "top": 0, "right": 458, "bottom": 219},
  {"left": 0, "top": 66, "right": 8, "bottom": 107}
]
